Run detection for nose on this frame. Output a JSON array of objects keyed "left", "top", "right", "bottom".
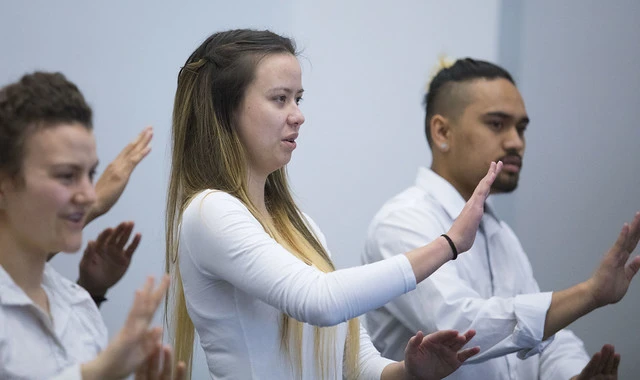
[
  {"left": 288, "top": 105, "right": 305, "bottom": 129},
  {"left": 73, "top": 175, "right": 97, "bottom": 208},
  {"left": 504, "top": 126, "right": 525, "bottom": 152}
]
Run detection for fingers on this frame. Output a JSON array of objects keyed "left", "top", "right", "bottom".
[
  {"left": 151, "top": 275, "right": 171, "bottom": 310},
  {"left": 597, "top": 344, "right": 614, "bottom": 374},
  {"left": 113, "top": 221, "right": 135, "bottom": 249},
  {"left": 625, "top": 212, "right": 640, "bottom": 252},
  {"left": 134, "top": 126, "right": 153, "bottom": 163},
  {"left": 83, "top": 241, "right": 97, "bottom": 258},
  {"left": 448, "top": 330, "right": 476, "bottom": 352},
  {"left": 611, "top": 353, "right": 620, "bottom": 375},
  {"left": 174, "top": 361, "right": 186, "bottom": 380},
  {"left": 456, "top": 346, "right": 480, "bottom": 363},
  {"left": 141, "top": 345, "right": 186, "bottom": 380},
  {"left": 581, "top": 350, "right": 603, "bottom": 376},
  {"left": 126, "top": 126, "right": 153, "bottom": 165},
  {"left": 462, "top": 329, "right": 476, "bottom": 343},
  {"left": 422, "top": 329, "right": 459, "bottom": 345},
  {"left": 126, "top": 233, "right": 142, "bottom": 259},
  {"left": 95, "top": 227, "right": 114, "bottom": 249},
  {"left": 475, "top": 161, "right": 503, "bottom": 196},
  {"left": 136, "top": 342, "right": 162, "bottom": 379},
  {"left": 406, "top": 330, "right": 424, "bottom": 352},
  {"left": 161, "top": 346, "right": 173, "bottom": 380},
  {"left": 470, "top": 162, "right": 497, "bottom": 201}
]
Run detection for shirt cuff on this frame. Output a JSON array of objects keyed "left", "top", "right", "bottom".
[
  {"left": 394, "top": 254, "right": 418, "bottom": 292},
  {"left": 512, "top": 291, "right": 554, "bottom": 359}
]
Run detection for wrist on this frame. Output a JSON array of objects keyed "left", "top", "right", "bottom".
[
  {"left": 402, "top": 361, "right": 417, "bottom": 380},
  {"left": 581, "top": 279, "right": 602, "bottom": 310},
  {"left": 440, "top": 234, "right": 458, "bottom": 260},
  {"left": 81, "top": 357, "right": 108, "bottom": 380},
  {"left": 76, "top": 278, "right": 108, "bottom": 298}
]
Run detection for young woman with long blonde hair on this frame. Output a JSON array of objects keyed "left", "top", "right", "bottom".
[{"left": 166, "top": 29, "right": 503, "bottom": 380}]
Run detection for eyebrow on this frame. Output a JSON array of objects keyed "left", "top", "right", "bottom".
[
  {"left": 484, "top": 111, "right": 530, "bottom": 125},
  {"left": 51, "top": 160, "right": 100, "bottom": 171},
  {"left": 268, "top": 87, "right": 304, "bottom": 95}
]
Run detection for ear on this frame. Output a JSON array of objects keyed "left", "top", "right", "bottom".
[{"left": 430, "top": 114, "right": 451, "bottom": 153}]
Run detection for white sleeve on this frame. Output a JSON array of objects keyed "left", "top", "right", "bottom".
[
  {"left": 179, "top": 191, "right": 416, "bottom": 327},
  {"left": 538, "top": 329, "right": 589, "bottom": 379},
  {"left": 364, "top": 206, "right": 554, "bottom": 362},
  {"left": 50, "top": 364, "right": 82, "bottom": 380}
]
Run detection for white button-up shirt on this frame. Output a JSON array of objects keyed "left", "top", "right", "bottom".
[
  {"left": 0, "top": 263, "right": 108, "bottom": 380},
  {"left": 362, "top": 167, "right": 589, "bottom": 380}
]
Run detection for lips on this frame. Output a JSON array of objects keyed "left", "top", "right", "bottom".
[
  {"left": 500, "top": 155, "right": 522, "bottom": 167},
  {"left": 282, "top": 132, "right": 298, "bottom": 143},
  {"left": 63, "top": 212, "right": 86, "bottom": 224},
  {"left": 499, "top": 155, "right": 522, "bottom": 173}
]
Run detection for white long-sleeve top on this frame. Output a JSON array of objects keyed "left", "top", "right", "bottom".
[
  {"left": 179, "top": 190, "right": 417, "bottom": 379},
  {"left": 0, "top": 263, "right": 108, "bottom": 380},
  {"left": 362, "top": 168, "right": 589, "bottom": 380}
]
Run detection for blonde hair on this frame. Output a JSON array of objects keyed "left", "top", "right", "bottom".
[
  {"left": 426, "top": 54, "right": 456, "bottom": 90},
  {"left": 165, "top": 29, "right": 359, "bottom": 378}
]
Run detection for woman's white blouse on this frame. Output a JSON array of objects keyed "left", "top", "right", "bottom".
[{"left": 179, "top": 191, "right": 417, "bottom": 379}]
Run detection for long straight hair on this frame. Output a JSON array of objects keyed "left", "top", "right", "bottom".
[{"left": 165, "top": 29, "right": 359, "bottom": 378}]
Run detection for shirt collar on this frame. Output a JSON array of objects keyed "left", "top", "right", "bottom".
[
  {"left": 0, "top": 263, "right": 87, "bottom": 307},
  {"left": 415, "top": 167, "right": 501, "bottom": 232}
]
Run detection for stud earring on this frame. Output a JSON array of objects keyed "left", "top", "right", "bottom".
[{"left": 440, "top": 143, "right": 448, "bottom": 150}]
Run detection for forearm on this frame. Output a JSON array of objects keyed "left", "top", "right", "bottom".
[
  {"left": 381, "top": 362, "right": 412, "bottom": 380},
  {"left": 544, "top": 281, "right": 597, "bottom": 340},
  {"left": 80, "top": 359, "right": 108, "bottom": 380},
  {"left": 404, "top": 237, "right": 453, "bottom": 283}
]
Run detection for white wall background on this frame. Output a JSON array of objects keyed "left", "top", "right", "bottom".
[
  {"left": 4, "top": 0, "right": 637, "bottom": 378},
  {"left": 497, "top": 0, "right": 640, "bottom": 377}
]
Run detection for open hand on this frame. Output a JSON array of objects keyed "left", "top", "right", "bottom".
[
  {"left": 135, "top": 343, "right": 186, "bottom": 380},
  {"left": 447, "top": 161, "right": 503, "bottom": 253},
  {"left": 404, "top": 330, "right": 480, "bottom": 380},
  {"left": 571, "top": 344, "right": 619, "bottom": 380},
  {"left": 78, "top": 221, "right": 140, "bottom": 298},
  {"left": 81, "top": 276, "right": 170, "bottom": 380},
  {"left": 85, "top": 126, "right": 152, "bottom": 225},
  {"left": 587, "top": 212, "right": 640, "bottom": 308}
]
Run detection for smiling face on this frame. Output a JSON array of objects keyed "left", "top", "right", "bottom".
[
  {"left": 0, "top": 123, "right": 98, "bottom": 256},
  {"left": 234, "top": 53, "right": 305, "bottom": 178}
]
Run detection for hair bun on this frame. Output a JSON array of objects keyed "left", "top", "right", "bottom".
[{"left": 426, "top": 55, "right": 456, "bottom": 90}]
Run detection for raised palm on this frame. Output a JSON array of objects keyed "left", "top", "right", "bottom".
[
  {"left": 404, "top": 330, "right": 480, "bottom": 380},
  {"left": 589, "top": 212, "right": 640, "bottom": 308},
  {"left": 78, "top": 221, "right": 140, "bottom": 297}
]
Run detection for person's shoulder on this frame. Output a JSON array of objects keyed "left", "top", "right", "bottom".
[
  {"left": 300, "top": 212, "right": 322, "bottom": 235},
  {"left": 42, "top": 264, "right": 94, "bottom": 305},
  {"left": 369, "top": 185, "right": 446, "bottom": 232},
  {"left": 181, "top": 190, "right": 262, "bottom": 243},
  {"left": 183, "top": 190, "right": 253, "bottom": 221},
  {"left": 186, "top": 189, "right": 246, "bottom": 210}
]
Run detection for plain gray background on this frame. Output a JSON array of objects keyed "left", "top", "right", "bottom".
[{"left": 1, "top": 0, "right": 638, "bottom": 377}]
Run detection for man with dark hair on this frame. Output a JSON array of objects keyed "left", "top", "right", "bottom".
[{"left": 362, "top": 58, "right": 640, "bottom": 379}]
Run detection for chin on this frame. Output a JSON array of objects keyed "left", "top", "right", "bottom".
[
  {"left": 491, "top": 180, "right": 519, "bottom": 194},
  {"left": 58, "top": 236, "right": 84, "bottom": 254}
]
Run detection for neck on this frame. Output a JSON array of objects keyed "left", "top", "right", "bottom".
[
  {"left": 0, "top": 224, "right": 47, "bottom": 298},
  {"left": 246, "top": 169, "right": 270, "bottom": 218},
  {"left": 430, "top": 159, "right": 474, "bottom": 201}
]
